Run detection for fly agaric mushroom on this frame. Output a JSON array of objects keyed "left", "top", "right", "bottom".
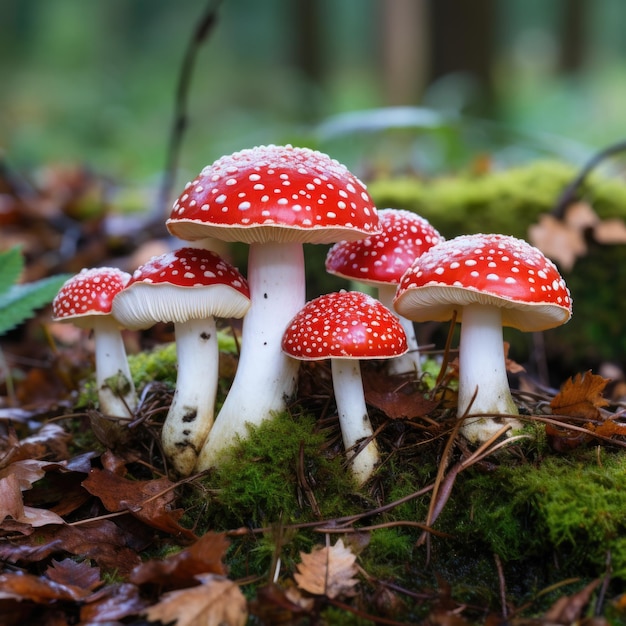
[
  {"left": 394, "top": 233, "right": 572, "bottom": 443},
  {"left": 326, "top": 208, "right": 443, "bottom": 376},
  {"left": 53, "top": 267, "right": 137, "bottom": 443},
  {"left": 111, "top": 247, "right": 250, "bottom": 476},
  {"left": 282, "top": 291, "right": 408, "bottom": 484},
  {"left": 166, "top": 144, "right": 380, "bottom": 470}
]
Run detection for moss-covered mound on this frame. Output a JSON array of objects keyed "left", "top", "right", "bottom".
[{"left": 363, "top": 160, "right": 626, "bottom": 376}]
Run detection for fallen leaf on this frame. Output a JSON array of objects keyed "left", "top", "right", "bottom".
[
  {"left": 550, "top": 370, "right": 610, "bottom": 421},
  {"left": 79, "top": 582, "right": 149, "bottom": 623},
  {"left": 543, "top": 578, "right": 601, "bottom": 624},
  {"left": 363, "top": 369, "right": 439, "bottom": 420},
  {"left": 294, "top": 538, "right": 359, "bottom": 599},
  {"left": 145, "top": 574, "right": 248, "bottom": 626},
  {"left": 0, "top": 473, "right": 65, "bottom": 529},
  {"left": 528, "top": 213, "right": 586, "bottom": 272},
  {"left": 0, "top": 519, "right": 142, "bottom": 576},
  {"left": 593, "top": 217, "right": 626, "bottom": 244},
  {"left": 130, "top": 532, "right": 229, "bottom": 589},
  {"left": 563, "top": 201, "right": 600, "bottom": 230},
  {"left": 45, "top": 558, "right": 102, "bottom": 592},
  {"left": 0, "top": 571, "right": 90, "bottom": 603},
  {"left": 82, "top": 467, "right": 196, "bottom": 540},
  {"left": 503, "top": 342, "right": 525, "bottom": 374},
  {"left": 0, "top": 459, "right": 47, "bottom": 490}
]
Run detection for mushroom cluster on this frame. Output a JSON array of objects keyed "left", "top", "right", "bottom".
[{"left": 52, "top": 143, "right": 573, "bottom": 483}]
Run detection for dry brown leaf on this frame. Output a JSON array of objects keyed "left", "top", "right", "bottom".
[
  {"left": 503, "top": 342, "right": 525, "bottom": 374},
  {"left": 45, "top": 559, "right": 102, "bottom": 592},
  {"left": 0, "top": 519, "right": 142, "bottom": 576},
  {"left": 563, "top": 201, "right": 600, "bottom": 230},
  {"left": 527, "top": 213, "right": 586, "bottom": 272},
  {"left": 79, "top": 582, "right": 149, "bottom": 623},
  {"left": 144, "top": 574, "right": 248, "bottom": 626},
  {"left": 130, "top": 532, "right": 229, "bottom": 589},
  {"left": 0, "top": 460, "right": 47, "bottom": 490},
  {"left": 294, "top": 538, "right": 358, "bottom": 599},
  {"left": 82, "top": 467, "right": 196, "bottom": 540},
  {"left": 0, "top": 473, "right": 65, "bottom": 529},
  {"left": 363, "top": 369, "right": 439, "bottom": 420},
  {"left": 593, "top": 217, "right": 626, "bottom": 244},
  {"left": 543, "top": 578, "right": 601, "bottom": 624},
  {"left": 550, "top": 370, "right": 610, "bottom": 421}
]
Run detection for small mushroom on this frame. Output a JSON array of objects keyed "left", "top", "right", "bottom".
[
  {"left": 282, "top": 291, "right": 407, "bottom": 484},
  {"left": 112, "top": 248, "right": 250, "bottom": 476},
  {"left": 326, "top": 208, "right": 443, "bottom": 375},
  {"left": 52, "top": 267, "right": 137, "bottom": 443},
  {"left": 167, "top": 144, "right": 380, "bottom": 469},
  {"left": 394, "top": 233, "right": 572, "bottom": 443}
]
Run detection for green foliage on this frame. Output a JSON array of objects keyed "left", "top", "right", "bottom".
[{"left": 0, "top": 246, "right": 70, "bottom": 336}]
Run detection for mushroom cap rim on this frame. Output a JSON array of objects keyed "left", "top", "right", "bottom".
[{"left": 394, "top": 283, "right": 572, "bottom": 332}]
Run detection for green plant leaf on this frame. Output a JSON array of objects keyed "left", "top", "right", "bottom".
[
  {"left": 0, "top": 273, "right": 71, "bottom": 336},
  {"left": 0, "top": 246, "right": 26, "bottom": 296}
]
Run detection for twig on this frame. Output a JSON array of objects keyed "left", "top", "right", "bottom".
[
  {"left": 156, "top": 0, "right": 222, "bottom": 217},
  {"left": 552, "top": 138, "right": 626, "bottom": 219}
]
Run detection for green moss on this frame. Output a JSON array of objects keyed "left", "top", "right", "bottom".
[
  {"left": 76, "top": 330, "right": 238, "bottom": 408},
  {"left": 200, "top": 411, "right": 361, "bottom": 530},
  {"left": 430, "top": 449, "right": 626, "bottom": 593},
  {"left": 367, "top": 159, "right": 626, "bottom": 374},
  {"left": 367, "top": 159, "right": 626, "bottom": 240}
]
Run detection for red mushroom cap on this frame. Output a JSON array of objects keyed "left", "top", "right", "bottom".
[
  {"left": 52, "top": 267, "right": 131, "bottom": 329},
  {"left": 166, "top": 144, "right": 380, "bottom": 245},
  {"left": 281, "top": 291, "right": 408, "bottom": 361},
  {"left": 325, "top": 208, "right": 443, "bottom": 285},
  {"left": 112, "top": 248, "right": 251, "bottom": 330},
  {"left": 394, "top": 233, "right": 572, "bottom": 332}
]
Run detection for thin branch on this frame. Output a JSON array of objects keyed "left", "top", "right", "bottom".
[
  {"left": 156, "top": 0, "right": 223, "bottom": 218},
  {"left": 552, "top": 139, "right": 626, "bottom": 219}
]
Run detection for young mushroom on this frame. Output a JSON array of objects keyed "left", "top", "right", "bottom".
[
  {"left": 52, "top": 267, "right": 136, "bottom": 444},
  {"left": 326, "top": 208, "right": 443, "bottom": 376},
  {"left": 112, "top": 248, "right": 250, "bottom": 476},
  {"left": 166, "top": 144, "right": 380, "bottom": 470},
  {"left": 281, "top": 290, "right": 408, "bottom": 484},
  {"left": 394, "top": 233, "right": 572, "bottom": 443}
]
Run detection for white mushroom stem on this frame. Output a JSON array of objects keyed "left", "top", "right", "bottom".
[
  {"left": 378, "top": 284, "right": 422, "bottom": 376},
  {"left": 331, "top": 359, "right": 380, "bottom": 485},
  {"left": 457, "top": 303, "right": 522, "bottom": 443},
  {"left": 195, "top": 242, "right": 304, "bottom": 470},
  {"left": 93, "top": 316, "right": 137, "bottom": 419},
  {"left": 162, "top": 317, "right": 219, "bottom": 476},
  {"left": 90, "top": 317, "right": 137, "bottom": 446}
]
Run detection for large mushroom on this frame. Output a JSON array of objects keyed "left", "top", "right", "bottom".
[
  {"left": 166, "top": 144, "right": 380, "bottom": 469},
  {"left": 282, "top": 290, "right": 407, "bottom": 484},
  {"left": 394, "top": 233, "right": 572, "bottom": 443},
  {"left": 52, "top": 267, "right": 137, "bottom": 443},
  {"left": 111, "top": 247, "right": 250, "bottom": 476},
  {"left": 325, "top": 208, "right": 443, "bottom": 375}
]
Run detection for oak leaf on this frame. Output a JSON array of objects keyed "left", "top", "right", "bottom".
[
  {"left": 144, "top": 574, "right": 248, "bottom": 626},
  {"left": 550, "top": 370, "right": 609, "bottom": 421},
  {"left": 593, "top": 217, "right": 626, "bottom": 244},
  {"left": 294, "top": 538, "right": 358, "bottom": 599},
  {"left": 528, "top": 213, "right": 586, "bottom": 272}
]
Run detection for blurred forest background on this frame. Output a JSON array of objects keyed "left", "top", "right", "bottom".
[
  {"left": 2, "top": 0, "right": 626, "bottom": 187},
  {"left": 3, "top": 0, "right": 626, "bottom": 380}
]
